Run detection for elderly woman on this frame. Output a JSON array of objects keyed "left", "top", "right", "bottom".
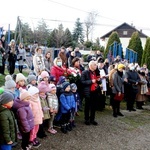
[
  {"left": 136, "top": 68, "right": 148, "bottom": 109},
  {"left": 33, "top": 47, "right": 45, "bottom": 76},
  {"left": 112, "top": 64, "right": 127, "bottom": 117}
]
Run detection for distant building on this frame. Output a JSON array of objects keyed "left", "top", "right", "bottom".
[{"left": 100, "top": 22, "right": 148, "bottom": 53}]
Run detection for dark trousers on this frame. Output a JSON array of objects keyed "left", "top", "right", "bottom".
[
  {"left": 61, "top": 112, "right": 70, "bottom": 125},
  {"left": 126, "top": 91, "right": 137, "bottom": 110},
  {"left": 112, "top": 94, "right": 121, "bottom": 115},
  {"left": 9, "top": 61, "right": 15, "bottom": 75},
  {"left": 20, "top": 132, "right": 30, "bottom": 150},
  {"left": 84, "top": 91, "right": 97, "bottom": 122},
  {"left": 18, "top": 65, "right": 23, "bottom": 73},
  {"left": 0, "top": 58, "right": 5, "bottom": 74},
  {"left": 37, "top": 122, "right": 47, "bottom": 138}
]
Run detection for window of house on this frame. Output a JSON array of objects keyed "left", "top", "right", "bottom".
[{"left": 123, "top": 31, "right": 128, "bottom": 35}]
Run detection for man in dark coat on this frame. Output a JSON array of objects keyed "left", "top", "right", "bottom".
[
  {"left": 125, "top": 64, "right": 141, "bottom": 111},
  {"left": 81, "top": 60, "right": 100, "bottom": 125}
]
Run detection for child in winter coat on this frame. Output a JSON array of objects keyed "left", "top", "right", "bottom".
[
  {"left": 13, "top": 88, "right": 34, "bottom": 150},
  {"left": 26, "top": 74, "right": 37, "bottom": 89},
  {"left": 70, "top": 83, "right": 80, "bottom": 127},
  {"left": 14, "top": 73, "right": 26, "bottom": 99},
  {"left": 37, "top": 81, "right": 50, "bottom": 138},
  {"left": 46, "top": 84, "right": 59, "bottom": 134},
  {"left": 0, "top": 92, "right": 17, "bottom": 150},
  {"left": 28, "top": 86, "right": 43, "bottom": 148},
  {"left": 59, "top": 82, "right": 76, "bottom": 134},
  {"left": 4, "top": 75, "right": 16, "bottom": 98}
]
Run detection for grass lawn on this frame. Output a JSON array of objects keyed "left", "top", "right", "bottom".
[{"left": 0, "top": 68, "right": 29, "bottom": 87}]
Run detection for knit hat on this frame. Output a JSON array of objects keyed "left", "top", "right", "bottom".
[
  {"left": 28, "top": 86, "right": 39, "bottom": 96},
  {"left": 40, "top": 71, "right": 49, "bottom": 79},
  {"left": 49, "top": 75, "right": 56, "bottom": 82},
  {"left": 27, "top": 75, "right": 36, "bottom": 83},
  {"left": 58, "top": 76, "right": 66, "bottom": 84},
  {"left": 117, "top": 64, "right": 125, "bottom": 70},
  {"left": 38, "top": 81, "right": 49, "bottom": 93},
  {"left": 19, "top": 88, "right": 31, "bottom": 100},
  {"left": 5, "top": 75, "right": 16, "bottom": 89},
  {"left": 62, "top": 82, "right": 70, "bottom": 90},
  {"left": 16, "top": 73, "right": 26, "bottom": 83},
  {"left": 49, "top": 84, "right": 56, "bottom": 92},
  {"left": 70, "top": 83, "right": 77, "bottom": 90},
  {"left": 0, "top": 92, "right": 13, "bottom": 105}
]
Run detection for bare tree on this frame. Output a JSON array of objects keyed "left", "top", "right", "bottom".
[{"left": 84, "top": 11, "right": 98, "bottom": 41}]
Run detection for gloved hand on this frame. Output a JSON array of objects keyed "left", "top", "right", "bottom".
[
  {"left": 23, "top": 59, "right": 26, "bottom": 61},
  {"left": 42, "top": 106, "right": 50, "bottom": 112}
]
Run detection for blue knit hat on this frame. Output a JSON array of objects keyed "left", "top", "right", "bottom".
[{"left": 62, "top": 82, "right": 70, "bottom": 90}]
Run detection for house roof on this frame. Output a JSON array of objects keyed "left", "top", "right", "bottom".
[{"left": 100, "top": 22, "right": 148, "bottom": 39}]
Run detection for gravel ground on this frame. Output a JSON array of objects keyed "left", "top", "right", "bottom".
[{"left": 13, "top": 104, "right": 150, "bottom": 150}]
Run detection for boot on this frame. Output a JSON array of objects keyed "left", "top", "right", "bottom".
[
  {"left": 61, "top": 124, "right": 67, "bottom": 134},
  {"left": 72, "top": 120, "right": 76, "bottom": 128},
  {"left": 66, "top": 123, "right": 72, "bottom": 131}
]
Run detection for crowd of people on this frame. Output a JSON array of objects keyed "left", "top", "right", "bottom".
[{"left": 0, "top": 35, "right": 150, "bottom": 150}]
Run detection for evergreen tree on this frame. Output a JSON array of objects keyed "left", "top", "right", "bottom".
[
  {"left": 141, "top": 37, "right": 150, "bottom": 69},
  {"left": 34, "top": 19, "right": 50, "bottom": 45},
  {"left": 104, "top": 31, "right": 120, "bottom": 58},
  {"left": 72, "top": 18, "right": 84, "bottom": 45},
  {"left": 127, "top": 31, "right": 143, "bottom": 65},
  {"left": 63, "top": 28, "right": 73, "bottom": 47},
  {"left": 48, "top": 25, "right": 72, "bottom": 48}
]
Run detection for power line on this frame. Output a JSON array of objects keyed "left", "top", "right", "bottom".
[
  {"left": 19, "top": 16, "right": 150, "bottom": 32},
  {"left": 45, "top": 0, "right": 123, "bottom": 23}
]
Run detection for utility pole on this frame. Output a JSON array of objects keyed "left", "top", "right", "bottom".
[{"left": 14, "top": 16, "right": 22, "bottom": 44}]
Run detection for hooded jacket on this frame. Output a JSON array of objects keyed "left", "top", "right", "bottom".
[
  {"left": 13, "top": 99, "right": 34, "bottom": 133},
  {"left": 0, "top": 105, "right": 17, "bottom": 144}
]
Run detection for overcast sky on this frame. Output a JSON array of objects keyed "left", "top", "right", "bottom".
[{"left": 1, "top": 0, "right": 150, "bottom": 40}]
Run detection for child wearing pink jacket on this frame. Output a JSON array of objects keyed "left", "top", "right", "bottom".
[{"left": 28, "top": 86, "right": 43, "bottom": 149}]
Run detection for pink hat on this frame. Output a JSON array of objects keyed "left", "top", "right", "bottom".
[
  {"left": 49, "top": 84, "right": 56, "bottom": 92},
  {"left": 38, "top": 81, "right": 49, "bottom": 93},
  {"left": 40, "top": 71, "right": 49, "bottom": 79},
  {"left": 19, "top": 88, "right": 31, "bottom": 100}
]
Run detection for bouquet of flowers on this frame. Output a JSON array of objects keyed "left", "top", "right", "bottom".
[{"left": 66, "top": 67, "right": 81, "bottom": 83}]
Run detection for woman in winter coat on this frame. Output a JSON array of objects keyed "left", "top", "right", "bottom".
[
  {"left": 17, "top": 43, "right": 26, "bottom": 73},
  {"left": 33, "top": 47, "right": 45, "bottom": 76},
  {"left": 112, "top": 64, "right": 127, "bottom": 117},
  {"left": 44, "top": 50, "right": 53, "bottom": 73},
  {"left": 7, "top": 39, "right": 17, "bottom": 75},
  {"left": 13, "top": 88, "right": 34, "bottom": 150},
  {"left": 50, "top": 57, "right": 66, "bottom": 84},
  {"left": 136, "top": 68, "right": 148, "bottom": 109}
]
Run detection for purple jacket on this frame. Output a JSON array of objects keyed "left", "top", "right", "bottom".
[{"left": 13, "top": 99, "right": 34, "bottom": 133}]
